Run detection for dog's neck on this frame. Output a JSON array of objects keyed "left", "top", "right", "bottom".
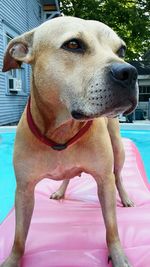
[{"left": 29, "top": 91, "right": 88, "bottom": 146}]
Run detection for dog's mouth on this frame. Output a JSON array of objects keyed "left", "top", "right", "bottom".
[
  {"left": 71, "top": 97, "right": 137, "bottom": 120},
  {"left": 123, "top": 97, "right": 137, "bottom": 115}
]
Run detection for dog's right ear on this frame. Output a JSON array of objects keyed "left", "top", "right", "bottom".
[{"left": 2, "top": 30, "right": 35, "bottom": 72}]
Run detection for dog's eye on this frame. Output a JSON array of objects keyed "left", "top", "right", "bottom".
[
  {"left": 61, "top": 39, "right": 85, "bottom": 53},
  {"left": 117, "top": 45, "right": 126, "bottom": 58}
]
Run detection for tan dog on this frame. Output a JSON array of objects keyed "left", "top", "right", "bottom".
[{"left": 1, "top": 16, "right": 138, "bottom": 267}]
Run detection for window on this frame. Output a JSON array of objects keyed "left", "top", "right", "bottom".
[
  {"left": 139, "top": 85, "right": 150, "bottom": 102},
  {"left": 3, "top": 24, "right": 27, "bottom": 95}
]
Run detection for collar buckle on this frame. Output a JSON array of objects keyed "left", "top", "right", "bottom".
[{"left": 52, "top": 143, "right": 67, "bottom": 151}]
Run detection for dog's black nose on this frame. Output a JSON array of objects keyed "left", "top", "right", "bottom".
[
  {"left": 71, "top": 111, "right": 84, "bottom": 120},
  {"left": 111, "top": 63, "right": 137, "bottom": 87}
]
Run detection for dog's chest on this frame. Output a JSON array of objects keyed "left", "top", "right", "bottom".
[
  {"left": 46, "top": 163, "right": 82, "bottom": 180},
  {"left": 37, "top": 143, "right": 84, "bottom": 180},
  {"left": 44, "top": 152, "right": 83, "bottom": 180}
]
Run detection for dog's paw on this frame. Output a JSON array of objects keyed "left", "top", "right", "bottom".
[
  {"left": 0, "top": 258, "right": 19, "bottom": 267},
  {"left": 121, "top": 196, "right": 134, "bottom": 207},
  {"left": 108, "top": 255, "right": 132, "bottom": 267},
  {"left": 118, "top": 189, "right": 134, "bottom": 207},
  {"left": 108, "top": 246, "right": 132, "bottom": 267},
  {"left": 50, "top": 191, "right": 64, "bottom": 200}
]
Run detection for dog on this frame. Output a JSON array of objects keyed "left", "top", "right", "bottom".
[{"left": 1, "top": 16, "right": 138, "bottom": 267}]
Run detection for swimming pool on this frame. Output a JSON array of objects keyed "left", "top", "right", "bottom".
[
  {"left": 0, "top": 128, "right": 150, "bottom": 223},
  {"left": 0, "top": 132, "right": 16, "bottom": 223},
  {"left": 121, "top": 129, "right": 150, "bottom": 181}
]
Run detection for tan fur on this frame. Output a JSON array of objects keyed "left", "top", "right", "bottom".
[{"left": 1, "top": 16, "right": 138, "bottom": 267}]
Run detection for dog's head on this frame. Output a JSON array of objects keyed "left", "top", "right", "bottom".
[{"left": 3, "top": 16, "right": 138, "bottom": 120}]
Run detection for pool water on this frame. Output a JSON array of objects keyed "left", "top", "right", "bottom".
[
  {"left": 0, "top": 130, "right": 150, "bottom": 223},
  {"left": 121, "top": 130, "right": 150, "bottom": 181},
  {"left": 0, "top": 133, "right": 16, "bottom": 223}
]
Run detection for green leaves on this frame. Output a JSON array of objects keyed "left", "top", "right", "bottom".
[{"left": 61, "top": 0, "right": 150, "bottom": 60}]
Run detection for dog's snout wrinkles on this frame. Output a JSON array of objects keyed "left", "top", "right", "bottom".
[{"left": 111, "top": 63, "right": 138, "bottom": 87}]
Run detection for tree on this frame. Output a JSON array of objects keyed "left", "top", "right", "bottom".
[{"left": 61, "top": 0, "right": 150, "bottom": 60}]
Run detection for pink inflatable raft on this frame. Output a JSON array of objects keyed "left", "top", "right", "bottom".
[{"left": 0, "top": 138, "right": 150, "bottom": 267}]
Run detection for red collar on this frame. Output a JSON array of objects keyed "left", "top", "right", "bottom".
[{"left": 26, "top": 97, "right": 92, "bottom": 151}]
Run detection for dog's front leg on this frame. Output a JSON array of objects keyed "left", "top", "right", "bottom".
[
  {"left": 0, "top": 181, "right": 35, "bottom": 267},
  {"left": 95, "top": 173, "right": 132, "bottom": 267},
  {"left": 50, "top": 179, "right": 70, "bottom": 200}
]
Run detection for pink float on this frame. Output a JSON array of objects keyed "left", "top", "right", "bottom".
[{"left": 0, "top": 138, "right": 150, "bottom": 267}]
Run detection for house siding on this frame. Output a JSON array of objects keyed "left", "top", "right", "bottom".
[{"left": 0, "top": 0, "right": 43, "bottom": 125}]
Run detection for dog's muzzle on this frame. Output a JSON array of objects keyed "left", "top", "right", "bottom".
[
  {"left": 71, "top": 62, "right": 138, "bottom": 120},
  {"left": 110, "top": 62, "right": 138, "bottom": 114}
]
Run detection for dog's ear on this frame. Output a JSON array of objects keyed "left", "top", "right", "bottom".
[{"left": 2, "top": 30, "right": 35, "bottom": 72}]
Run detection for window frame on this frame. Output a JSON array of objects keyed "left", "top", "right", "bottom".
[{"left": 139, "top": 85, "right": 150, "bottom": 102}]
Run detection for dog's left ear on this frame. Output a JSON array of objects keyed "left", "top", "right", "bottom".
[{"left": 2, "top": 30, "right": 35, "bottom": 72}]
